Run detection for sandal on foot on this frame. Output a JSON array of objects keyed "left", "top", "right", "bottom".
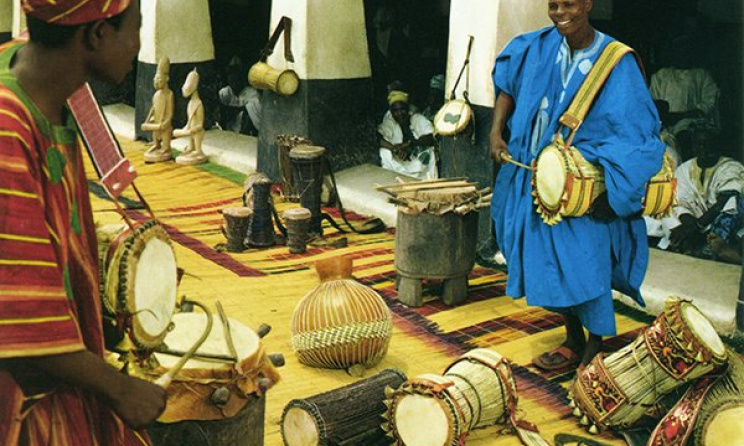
[{"left": 533, "top": 346, "right": 581, "bottom": 371}]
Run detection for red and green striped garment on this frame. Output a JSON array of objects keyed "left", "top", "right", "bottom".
[{"left": 0, "top": 41, "right": 148, "bottom": 446}]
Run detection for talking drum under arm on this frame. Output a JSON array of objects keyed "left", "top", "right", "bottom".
[
  {"left": 280, "top": 369, "right": 407, "bottom": 446},
  {"left": 569, "top": 299, "right": 728, "bottom": 434},
  {"left": 532, "top": 144, "right": 676, "bottom": 225},
  {"left": 96, "top": 220, "right": 178, "bottom": 350}
]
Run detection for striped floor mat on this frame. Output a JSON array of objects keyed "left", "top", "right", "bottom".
[{"left": 86, "top": 137, "right": 730, "bottom": 446}]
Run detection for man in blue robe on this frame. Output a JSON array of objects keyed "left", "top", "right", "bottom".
[{"left": 489, "top": 0, "right": 665, "bottom": 369}]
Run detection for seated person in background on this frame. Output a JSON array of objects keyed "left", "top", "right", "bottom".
[
  {"left": 666, "top": 124, "right": 744, "bottom": 263},
  {"left": 378, "top": 90, "right": 438, "bottom": 180},
  {"left": 649, "top": 35, "right": 720, "bottom": 136},
  {"left": 422, "top": 74, "right": 446, "bottom": 122},
  {"left": 218, "top": 57, "right": 261, "bottom": 135}
]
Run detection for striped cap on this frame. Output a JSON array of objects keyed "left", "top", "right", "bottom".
[{"left": 21, "top": 0, "right": 132, "bottom": 26}]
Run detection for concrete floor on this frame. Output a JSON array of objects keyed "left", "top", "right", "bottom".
[{"left": 103, "top": 104, "right": 742, "bottom": 337}]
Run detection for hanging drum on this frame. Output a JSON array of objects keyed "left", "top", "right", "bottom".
[
  {"left": 289, "top": 145, "right": 326, "bottom": 235},
  {"left": 290, "top": 256, "right": 393, "bottom": 370},
  {"left": 96, "top": 220, "right": 178, "bottom": 350},
  {"left": 569, "top": 298, "right": 728, "bottom": 433}
]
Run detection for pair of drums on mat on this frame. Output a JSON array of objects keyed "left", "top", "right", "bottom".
[
  {"left": 571, "top": 299, "right": 728, "bottom": 431},
  {"left": 388, "top": 348, "right": 516, "bottom": 446}
]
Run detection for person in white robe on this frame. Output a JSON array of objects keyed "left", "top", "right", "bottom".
[{"left": 377, "top": 90, "right": 438, "bottom": 180}]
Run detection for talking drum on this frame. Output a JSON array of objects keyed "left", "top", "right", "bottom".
[
  {"left": 281, "top": 369, "right": 407, "bottom": 446},
  {"left": 532, "top": 143, "right": 677, "bottom": 225},
  {"left": 289, "top": 145, "right": 326, "bottom": 235},
  {"left": 248, "top": 61, "right": 299, "bottom": 97},
  {"left": 443, "top": 348, "right": 517, "bottom": 430},
  {"left": 647, "top": 352, "right": 744, "bottom": 446},
  {"left": 96, "top": 220, "right": 178, "bottom": 350},
  {"left": 384, "top": 374, "right": 472, "bottom": 446},
  {"left": 569, "top": 299, "right": 728, "bottom": 433},
  {"left": 433, "top": 99, "right": 473, "bottom": 136},
  {"left": 290, "top": 256, "right": 393, "bottom": 369},
  {"left": 532, "top": 142, "right": 603, "bottom": 225},
  {"left": 147, "top": 312, "right": 280, "bottom": 446}
]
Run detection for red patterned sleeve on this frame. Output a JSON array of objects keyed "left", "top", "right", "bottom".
[{"left": 0, "top": 89, "right": 85, "bottom": 358}]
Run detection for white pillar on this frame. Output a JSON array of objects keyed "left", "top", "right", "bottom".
[
  {"left": 135, "top": 0, "right": 216, "bottom": 139},
  {"left": 447, "top": 0, "right": 551, "bottom": 108},
  {"left": 0, "top": 0, "right": 12, "bottom": 43},
  {"left": 11, "top": 0, "right": 25, "bottom": 38},
  {"left": 257, "top": 0, "right": 375, "bottom": 180}
]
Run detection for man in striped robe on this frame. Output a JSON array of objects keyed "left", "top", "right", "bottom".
[{"left": 0, "top": 1, "right": 167, "bottom": 444}]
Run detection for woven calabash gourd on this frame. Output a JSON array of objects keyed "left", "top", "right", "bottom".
[{"left": 290, "top": 256, "right": 393, "bottom": 369}]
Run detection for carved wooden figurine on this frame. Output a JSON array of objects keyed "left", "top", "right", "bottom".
[
  {"left": 174, "top": 68, "right": 207, "bottom": 165},
  {"left": 141, "top": 57, "right": 174, "bottom": 163}
]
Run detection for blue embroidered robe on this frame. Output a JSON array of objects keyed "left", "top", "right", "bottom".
[{"left": 491, "top": 27, "right": 665, "bottom": 336}]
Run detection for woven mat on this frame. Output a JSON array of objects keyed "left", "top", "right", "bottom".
[{"left": 85, "top": 138, "right": 710, "bottom": 446}]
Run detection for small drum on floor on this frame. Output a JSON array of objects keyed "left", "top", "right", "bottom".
[
  {"left": 443, "top": 348, "right": 517, "bottom": 430},
  {"left": 221, "top": 207, "right": 252, "bottom": 253},
  {"left": 289, "top": 145, "right": 326, "bottom": 234},
  {"left": 570, "top": 298, "right": 728, "bottom": 433},
  {"left": 283, "top": 207, "right": 312, "bottom": 254},
  {"left": 147, "top": 312, "right": 281, "bottom": 446},
  {"left": 384, "top": 374, "right": 471, "bottom": 446},
  {"left": 96, "top": 220, "right": 178, "bottom": 350},
  {"left": 281, "top": 369, "right": 407, "bottom": 446}
]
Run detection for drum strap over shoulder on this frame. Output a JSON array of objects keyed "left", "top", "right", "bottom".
[{"left": 559, "top": 41, "right": 636, "bottom": 135}]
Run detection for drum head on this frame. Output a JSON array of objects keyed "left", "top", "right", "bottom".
[
  {"left": 277, "top": 70, "right": 300, "bottom": 96},
  {"left": 284, "top": 207, "right": 312, "bottom": 221},
  {"left": 127, "top": 223, "right": 178, "bottom": 348},
  {"left": 681, "top": 303, "right": 726, "bottom": 360},
  {"left": 289, "top": 145, "right": 326, "bottom": 160},
  {"left": 282, "top": 407, "right": 319, "bottom": 446},
  {"left": 155, "top": 312, "right": 260, "bottom": 369},
  {"left": 394, "top": 394, "right": 452, "bottom": 446},
  {"left": 700, "top": 399, "right": 744, "bottom": 446},
  {"left": 434, "top": 99, "right": 472, "bottom": 136},
  {"left": 535, "top": 146, "right": 567, "bottom": 211}
]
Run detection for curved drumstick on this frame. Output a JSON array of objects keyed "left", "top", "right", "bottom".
[
  {"left": 154, "top": 300, "right": 213, "bottom": 388},
  {"left": 502, "top": 154, "right": 535, "bottom": 171}
]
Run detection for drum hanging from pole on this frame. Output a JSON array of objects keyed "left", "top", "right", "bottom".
[
  {"left": 289, "top": 145, "right": 326, "bottom": 235},
  {"left": 281, "top": 369, "right": 407, "bottom": 446},
  {"left": 96, "top": 220, "right": 178, "bottom": 350},
  {"left": 248, "top": 62, "right": 299, "bottom": 97}
]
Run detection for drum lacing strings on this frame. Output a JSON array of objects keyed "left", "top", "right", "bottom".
[
  {"left": 445, "top": 372, "right": 482, "bottom": 431},
  {"left": 630, "top": 338, "right": 658, "bottom": 405}
]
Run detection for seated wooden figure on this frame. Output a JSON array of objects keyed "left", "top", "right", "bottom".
[
  {"left": 141, "top": 57, "right": 174, "bottom": 163},
  {"left": 175, "top": 68, "right": 208, "bottom": 165}
]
